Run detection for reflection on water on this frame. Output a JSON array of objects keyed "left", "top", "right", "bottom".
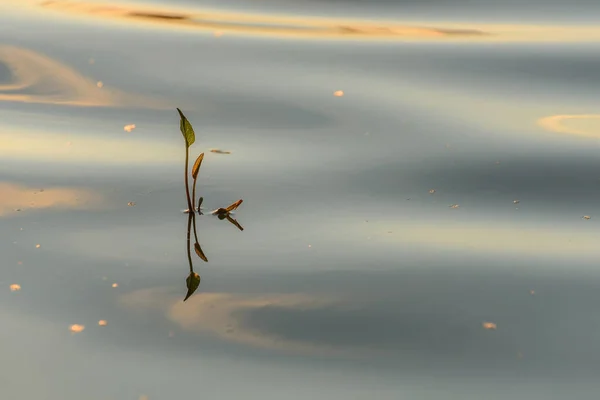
[
  {"left": 121, "top": 289, "right": 344, "bottom": 354},
  {"left": 184, "top": 200, "right": 244, "bottom": 301},
  {"left": 538, "top": 114, "right": 600, "bottom": 138},
  {"left": 175, "top": 108, "right": 245, "bottom": 301},
  {"left": 0, "top": 45, "right": 164, "bottom": 108},
  {"left": 3, "top": 0, "right": 600, "bottom": 398},
  {"left": 0, "top": 181, "right": 102, "bottom": 217},
  {"left": 6, "top": 0, "right": 600, "bottom": 42},
  {"left": 17, "top": 0, "right": 490, "bottom": 40}
]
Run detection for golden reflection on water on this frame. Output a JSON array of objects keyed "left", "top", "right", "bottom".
[
  {"left": 0, "top": 129, "right": 180, "bottom": 165},
  {"left": 0, "top": 182, "right": 102, "bottom": 217},
  {"left": 5, "top": 0, "right": 600, "bottom": 42},
  {"left": 120, "top": 288, "right": 352, "bottom": 355},
  {"left": 537, "top": 114, "right": 600, "bottom": 138},
  {"left": 0, "top": 45, "right": 164, "bottom": 108},
  {"left": 384, "top": 220, "right": 600, "bottom": 257},
  {"left": 34, "top": 0, "right": 485, "bottom": 40}
]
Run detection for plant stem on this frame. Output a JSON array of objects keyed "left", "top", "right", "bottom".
[
  {"left": 192, "top": 176, "right": 197, "bottom": 212},
  {"left": 184, "top": 146, "right": 193, "bottom": 213},
  {"left": 191, "top": 210, "right": 200, "bottom": 245},
  {"left": 186, "top": 213, "right": 193, "bottom": 274}
]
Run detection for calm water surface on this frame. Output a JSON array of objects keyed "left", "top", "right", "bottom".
[{"left": 2, "top": 0, "right": 600, "bottom": 399}]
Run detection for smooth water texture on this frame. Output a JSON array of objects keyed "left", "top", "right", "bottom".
[{"left": 2, "top": 0, "right": 600, "bottom": 399}]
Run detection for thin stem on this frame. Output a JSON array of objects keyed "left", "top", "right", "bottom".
[
  {"left": 184, "top": 146, "right": 193, "bottom": 213},
  {"left": 191, "top": 176, "right": 197, "bottom": 213},
  {"left": 186, "top": 213, "right": 193, "bottom": 274}
]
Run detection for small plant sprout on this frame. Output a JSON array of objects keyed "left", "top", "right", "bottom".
[
  {"left": 174, "top": 108, "right": 245, "bottom": 301},
  {"left": 177, "top": 108, "right": 196, "bottom": 214},
  {"left": 184, "top": 212, "right": 201, "bottom": 301}
]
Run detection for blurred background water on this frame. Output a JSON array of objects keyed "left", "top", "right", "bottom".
[{"left": 2, "top": 0, "right": 600, "bottom": 399}]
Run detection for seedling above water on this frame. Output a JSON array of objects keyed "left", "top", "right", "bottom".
[{"left": 175, "top": 108, "right": 245, "bottom": 301}]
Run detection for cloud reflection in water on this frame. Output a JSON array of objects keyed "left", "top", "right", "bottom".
[{"left": 0, "top": 45, "right": 164, "bottom": 108}]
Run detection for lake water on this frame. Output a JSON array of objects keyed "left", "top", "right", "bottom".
[{"left": 2, "top": 0, "right": 600, "bottom": 399}]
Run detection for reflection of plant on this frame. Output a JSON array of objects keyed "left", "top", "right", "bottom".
[
  {"left": 211, "top": 199, "right": 244, "bottom": 231},
  {"left": 184, "top": 213, "right": 201, "bottom": 301},
  {"left": 176, "top": 108, "right": 244, "bottom": 301}
]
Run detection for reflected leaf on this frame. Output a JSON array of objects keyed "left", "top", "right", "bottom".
[
  {"left": 192, "top": 153, "right": 204, "bottom": 179},
  {"left": 194, "top": 242, "right": 208, "bottom": 262},
  {"left": 226, "top": 215, "right": 244, "bottom": 231},
  {"left": 226, "top": 199, "right": 243, "bottom": 212},
  {"left": 184, "top": 272, "right": 201, "bottom": 301},
  {"left": 176, "top": 108, "right": 195, "bottom": 148}
]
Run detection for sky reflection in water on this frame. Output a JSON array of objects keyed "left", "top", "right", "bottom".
[{"left": 2, "top": 0, "right": 600, "bottom": 399}]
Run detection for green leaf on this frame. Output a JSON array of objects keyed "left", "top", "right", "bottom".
[
  {"left": 184, "top": 272, "right": 201, "bottom": 301},
  {"left": 192, "top": 153, "right": 204, "bottom": 179},
  {"left": 177, "top": 108, "right": 195, "bottom": 148}
]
